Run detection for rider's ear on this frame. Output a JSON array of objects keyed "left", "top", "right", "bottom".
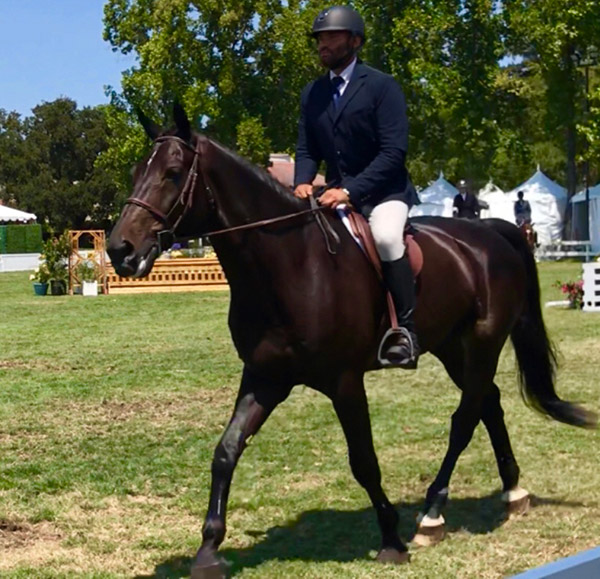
[
  {"left": 173, "top": 102, "right": 191, "bottom": 142},
  {"left": 136, "top": 108, "right": 161, "bottom": 141}
]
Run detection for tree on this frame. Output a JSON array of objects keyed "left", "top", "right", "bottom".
[
  {"left": 378, "top": 0, "right": 505, "bottom": 188},
  {"left": 503, "top": 0, "right": 600, "bottom": 199},
  {"left": 0, "top": 99, "right": 120, "bottom": 232},
  {"left": 102, "top": 0, "right": 322, "bottom": 149}
]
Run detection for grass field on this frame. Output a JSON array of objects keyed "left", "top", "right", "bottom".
[{"left": 0, "top": 262, "right": 598, "bottom": 578}]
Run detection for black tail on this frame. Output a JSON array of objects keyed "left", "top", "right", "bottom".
[{"left": 484, "top": 219, "right": 597, "bottom": 429}]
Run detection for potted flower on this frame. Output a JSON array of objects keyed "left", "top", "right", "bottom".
[
  {"left": 42, "top": 232, "right": 71, "bottom": 295},
  {"left": 29, "top": 262, "right": 51, "bottom": 295},
  {"left": 77, "top": 259, "right": 98, "bottom": 296},
  {"left": 554, "top": 279, "right": 584, "bottom": 309}
]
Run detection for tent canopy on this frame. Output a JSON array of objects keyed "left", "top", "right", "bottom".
[
  {"left": 0, "top": 204, "right": 37, "bottom": 223},
  {"left": 478, "top": 179, "right": 505, "bottom": 198},
  {"left": 570, "top": 183, "right": 600, "bottom": 203},
  {"left": 479, "top": 180, "right": 507, "bottom": 220},
  {"left": 570, "top": 183, "right": 600, "bottom": 252},
  {"left": 480, "top": 167, "right": 566, "bottom": 245},
  {"left": 410, "top": 171, "right": 457, "bottom": 218},
  {"left": 507, "top": 166, "right": 567, "bottom": 245}
]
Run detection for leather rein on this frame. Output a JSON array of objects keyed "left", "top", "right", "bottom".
[{"left": 125, "top": 135, "right": 340, "bottom": 254}]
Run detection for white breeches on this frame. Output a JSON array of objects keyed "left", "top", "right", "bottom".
[{"left": 368, "top": 200, "right": 409, "bottom": 262}]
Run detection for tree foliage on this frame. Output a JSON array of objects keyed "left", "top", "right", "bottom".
[
  {"left": 0, "top": 99, "right": 120, "bottom": 233},
  {"left": 3, "top": 1, "right": 600, "bottom": 235},
  {"left": 101, "top": 0, "right": 600, "bottom": 194}
]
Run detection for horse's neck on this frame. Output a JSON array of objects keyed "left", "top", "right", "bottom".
[
  {"left": 202, "top": 142, "right": 311, "bottom": 295},
  {"left": 204, "top": 142, "right": 300, "bottom": 228}
]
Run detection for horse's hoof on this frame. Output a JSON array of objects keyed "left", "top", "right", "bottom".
[
  {"left": 412, "top": 513, "right": 446, "bottom": 547},
  {"left": 412, "top": 524, "right": 446, "bottom": 547},
  {"left": 376, "top": 547, "right": 410, "bottom": 564},
  {"left": 190, "top": 557, "right": 231, "bottom": 579},
  {"left": 502, "top": 487, "right": 530, "bottom": 519}
]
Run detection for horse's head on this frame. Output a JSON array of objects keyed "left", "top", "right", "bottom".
[{"left": 107, "top": 104, "right": 211, "bottom": 278}]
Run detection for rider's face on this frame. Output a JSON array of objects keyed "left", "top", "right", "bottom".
[{"left": 316, "top": 31, "right": 360, "bottom": 73}]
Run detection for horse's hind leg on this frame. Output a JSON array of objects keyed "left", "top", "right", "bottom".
[
  {"left": 331, "top": 371, "right": 409, "bottom": 564},
  {"left": 481, "top": 384, "right": 530, "bottom": 518},
  {"left": 192, "top": 366, "right": 292, "bottom": 579}
]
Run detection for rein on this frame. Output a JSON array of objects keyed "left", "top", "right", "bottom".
[{"left": 125, "top": 135, "right": 340, "bottom": 254}]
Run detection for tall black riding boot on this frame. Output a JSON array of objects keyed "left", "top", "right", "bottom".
[{"left": 379, "top": 255, "right": 420, "bottom": 369}]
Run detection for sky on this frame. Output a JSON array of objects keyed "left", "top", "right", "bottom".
[{"left": 0, "top": 0, "right": 136, "bottom": 117}]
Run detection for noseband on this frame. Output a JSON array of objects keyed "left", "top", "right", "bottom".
[{"left": 125, "top": 135, "right": 340, "bottom": 254}]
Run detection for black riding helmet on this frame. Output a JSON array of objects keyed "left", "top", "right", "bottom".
[{"left": 312, "top": 6, "right": 366, "bottom": 44}]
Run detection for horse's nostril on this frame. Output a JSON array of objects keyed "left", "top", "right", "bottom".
[{"left": 107, "top": 238, "right": 134, "bottom": 266}]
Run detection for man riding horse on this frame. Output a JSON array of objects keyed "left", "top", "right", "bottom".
[
  {"left": 293, "top": 6, "right": 421, "bottom": 369},
  {"left": 514, "top": 190, "right": 532, "bottom": 227}
]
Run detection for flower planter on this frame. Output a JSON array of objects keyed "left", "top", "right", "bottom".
[
  {"left": 33, "top": 282, "right": 48, "bottom": 296},
  {"left": 50, "top": 279, "right": 67, "bottom": 296},
  {"left": 82, "top": 280, "right": 98, "bottom": 297}
]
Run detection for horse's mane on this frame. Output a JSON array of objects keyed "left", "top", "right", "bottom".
[{"left": 194, "top": 131, "right": 306, "bottom": 209}]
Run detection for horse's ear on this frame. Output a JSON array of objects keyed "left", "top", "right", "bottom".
[
  {"left": 173, "top": 102, "right": 191, "bottom": 142},
  {"left": 136, "top": 108, "right": 161, "bottom": 141}
]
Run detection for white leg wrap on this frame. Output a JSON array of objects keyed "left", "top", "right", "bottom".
[
  {"left": 502, "top": 486, "right": 529, "bottom": 503},
  {"left": 416, "top": 513, "right": 445, "bottom": 527}
]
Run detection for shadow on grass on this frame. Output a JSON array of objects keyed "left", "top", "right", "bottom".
[{"left": 135, "top": 492, "right": 584, "bottom": 578}]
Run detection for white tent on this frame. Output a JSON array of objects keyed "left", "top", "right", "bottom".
[
  {"left": 478, "top": 180, "right": 509, "bottom": 220},
  {"left": 410, "top": 171, "right": 457, "bottom": 218},
  {"left": 0, "top": 204, "right": 37, "bottom": 223},
  {"left": 484, "top": 167, "right": 567, "bottom": 245},
  {"left": 570, "top": 184, "right": 600, "bottom": 252}
]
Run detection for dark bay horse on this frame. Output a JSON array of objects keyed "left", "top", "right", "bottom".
[{"left": 107, "top": 106, "right": 596, "bottom": 578}]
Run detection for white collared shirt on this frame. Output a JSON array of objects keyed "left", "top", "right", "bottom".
[{"left": 329, "top": 58, "right": 357, "bottom": 98}]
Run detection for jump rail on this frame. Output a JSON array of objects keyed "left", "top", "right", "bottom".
[
  {"left": 511, "top": 545, "right": 600, "bottom": 578},
  {"left": 106, "top": 257, "right": 228, "bottom": 294}
]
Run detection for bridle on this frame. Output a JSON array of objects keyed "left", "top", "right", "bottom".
[
  {"left": 125, "top": 135, "right": 340, "bottom": 254},
  {"left": 125, "top": 135, "right": 202, "bottom": 253}
]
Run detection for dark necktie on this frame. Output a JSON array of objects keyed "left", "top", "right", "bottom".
[{"left": 331, "top": 76, "right": 344, "bottom": 108}]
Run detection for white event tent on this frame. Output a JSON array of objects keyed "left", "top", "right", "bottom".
[
  {"left": 0, "top": 204, "right": 37, "bottom": 223},
  {"left": 478, "top": 180, "right": 507, "bottom": 220},
  {"left": 481, "top": 167, "right": 567, "bottom": 245},
  {"left": 410, "top": 171, "right": 457, "bottom": 218},
  {"left": 570, "top": 184, "right": 600, "bottom": 252}
]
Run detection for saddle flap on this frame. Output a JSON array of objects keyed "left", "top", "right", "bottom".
[{"left": 345, "top": 211, "right": 423, "bottom": 278}]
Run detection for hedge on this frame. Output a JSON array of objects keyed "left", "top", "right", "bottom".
[{"left": 0, "top": 224, "right": 43, "bottom": 254}]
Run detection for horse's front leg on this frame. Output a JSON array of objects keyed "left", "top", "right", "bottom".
[
  {"left": 331, "top": 371, "right": 409, "bottom": 564},
  {"left": 192, "top": 366, "right": 292, "bottom": 579}
]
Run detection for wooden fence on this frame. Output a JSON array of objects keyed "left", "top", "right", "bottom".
[{"left": 106, "top": 258, "right": 228, "bottom": 294}]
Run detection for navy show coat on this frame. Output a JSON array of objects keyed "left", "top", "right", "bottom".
[
  {"left": 294, "top": 61, "right": 419, "bottom": 213},
  {"left": 453, "top": 193, "right": 481, "bottom": 219}
]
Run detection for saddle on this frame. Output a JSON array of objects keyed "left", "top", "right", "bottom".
[{"left": 339, "top": 208, "right": 423, "bottom": 329}]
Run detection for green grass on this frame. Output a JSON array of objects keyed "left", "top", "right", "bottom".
[{"left": 0, "top": 262, "right": 598, "bottom": 578}]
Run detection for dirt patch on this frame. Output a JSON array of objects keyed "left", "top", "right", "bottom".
[
  {"left": 0, "top": 358, "right": 69, "bottom": 372},
  {"left": 53, "top": 389, "right": 234, "bottom": 428},
  {"left": 0, "top": 518, "right": 62, "bottom": 549}
]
